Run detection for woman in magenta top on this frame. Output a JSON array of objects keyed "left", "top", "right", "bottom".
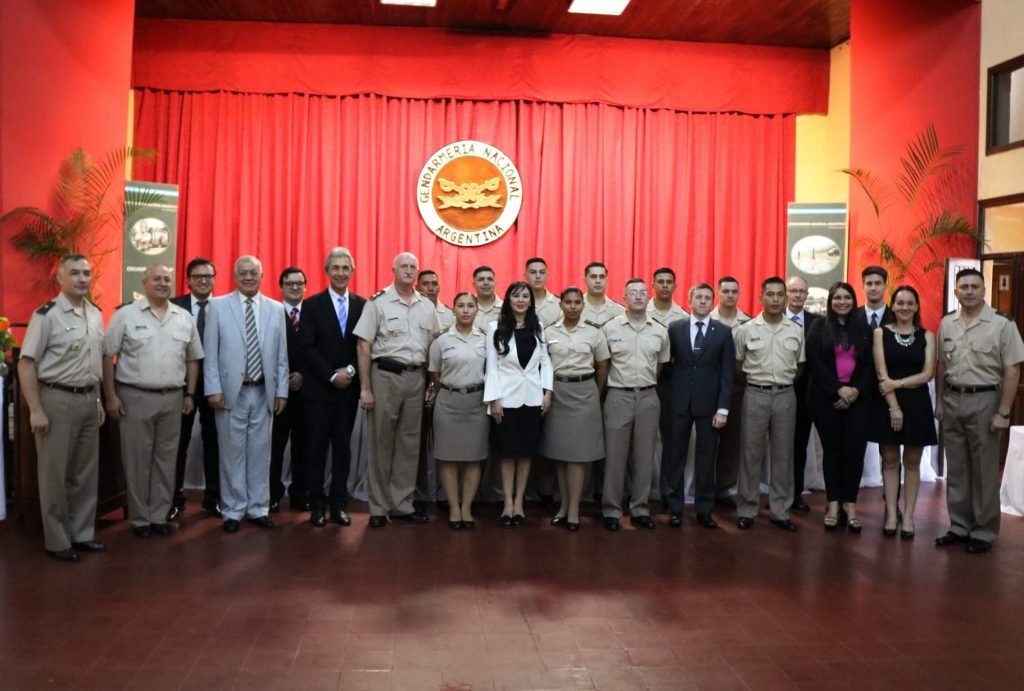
[{"left": 805, "top": 282, "right": 875, "bottom": 532}]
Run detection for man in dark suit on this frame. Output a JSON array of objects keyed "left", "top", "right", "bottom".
[
  {"left": 169, "top": 257, "right": 221, "bottom": 520},
  {"left": 301, "top": 247, "right": 365, "bottom": 527},
  {"left": 269, "top": 267, "right": 309, "bottom": 512},
  {"left": 665, "top": 283, "right": 735, "bottom": 529},
  {"left": 857, "top": 265, "right": 895, "bottom": 330},
  {"left": 786, "top": 275, "right": 822, "bottom": 512}
]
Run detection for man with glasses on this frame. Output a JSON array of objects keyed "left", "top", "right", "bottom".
[
  {"left": 600, "top": 279, "right": 670, "bottom": 531},
  {"left": 785, "top": 276, "right": 821, "bottom": 512},
  {"left": 169, "top": 258, "right": 221, "bottom": 521}
]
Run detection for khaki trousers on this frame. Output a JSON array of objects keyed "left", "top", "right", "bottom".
[
  {"left": 117, "top": 386, "right": 182, "bottom": 527},
  {"left": 368, "top": 365, "right": 425, "bottom": 517},
  {"left": 941, "top": 389, "right": 1002, "bottom": 543},
  {"left": 602, "top": 388, "right": 659, "bottom": 518},
  {"left": 737, "top": 386, "right": 796, "bottom": 520},
  {"left": 34, "top": 387, "right": 100, "bottom": 551}
]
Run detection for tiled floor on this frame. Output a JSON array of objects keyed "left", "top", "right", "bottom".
[{"left": 2, "top": 482, "right": 1024, "bottom": 690}]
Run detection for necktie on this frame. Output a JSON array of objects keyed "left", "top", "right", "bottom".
[
  {"left": 694, "top": 321, "right": 705, "bottom": 352},
  {"left": 337, "top": 295, "right": 347, "bottom": 336},
  {"left": 791, "top": 313, "right": 802, "bottom": 326},
  {"left": 870, "top": 312, "right": 879, "bottom": 329},
  {"left": 244, "top": 298, "right": 264, "bottom": 382},
  {"left": 196, "top": 300, "right": 207, "bottom": 341},
  {"left": 290, "top": 307, "right": 299, "bottom": 331}
]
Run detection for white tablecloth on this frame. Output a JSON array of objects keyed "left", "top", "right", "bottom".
[{"left": 999, "top": 426, "right": 1024, "bottom": 516}]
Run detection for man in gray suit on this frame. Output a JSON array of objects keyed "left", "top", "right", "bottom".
[{"left": 204, "top": 255, "right": 289, "bottom": 533}]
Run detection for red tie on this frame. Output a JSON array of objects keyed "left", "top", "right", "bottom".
[{"left": 290, "top": 307, "right": 299, "bottom": 331}]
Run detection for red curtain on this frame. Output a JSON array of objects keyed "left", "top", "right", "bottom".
[{"left": 133, "top": 90, "right": 793, "bottom": 312}]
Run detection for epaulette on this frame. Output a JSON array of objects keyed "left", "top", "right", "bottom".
[
  {"left": 116, "top": 301, "right": 133, "bottom": 310},
  {"left": 996, "top": 310, "right": 1015, "bottom": 323},
  {"left": 583, "top": 319, "right": 601, "bottom": 329},
  {"left": 87, "top": 298, "right": 102, "bottom": 311},
  {"left": 36, "top": 300, "right": 56, "bottom": 315},
  {"left": 432, "top": 329, "right": 446, "bottom": 339},
  {"left": 474, "top": 326, "right": 486, "bottom": 335},
  {"left": 944, "top": 309, "right": 957, "bottom": 316},
  {"left": 370, "top": 290, "right": 386, "bottom": 300}
]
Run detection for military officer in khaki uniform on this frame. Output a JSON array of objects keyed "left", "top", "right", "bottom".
[
  {"left": 414, "top": 269, "right": 453, "bottom": 505},
  {"left": 416, "top": 269, "right": 455, "bottom": 330},
  {"left": 710, "top": 276, "right": 752, "bottom": 504},
  {"left": 472, "top": 265, "right": 503, "bottom": 330},
  {"left": 581, "top": 261, "right": 626, "bottom": 328},
  {"left": 524, "top": 257, "right": 562, "bottom": 327},
  {"left": 18, "top": 254, "right": 106, "bottom": 562},
  {"left": 935, "top": 268, "right": 1024, "bottom": 554},
  {"left": 355, "top": 252, "right": 440, "bottom": 527},
  {"left": 103, "top": 264, "right": 204, "bottom": 537},
  {"left": 601, "top": 279, "right": 670, "bottom": 531},
  {"left": 732, "top": 276, "right": 805, "bottom": 531}
]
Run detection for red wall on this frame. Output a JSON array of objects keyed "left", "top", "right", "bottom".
[
  {"left": 849, "top": 0, "right": 980, "bottom": 329},
  {"left": 0, "top": 0, "right": 135, "bottom": 325}
]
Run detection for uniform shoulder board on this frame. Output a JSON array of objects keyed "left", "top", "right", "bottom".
[
  {"left": 432, "top": 329, "right": 446, "bottom": 339},
  {"left": 35, "top": 300, "right": 56, "bottom": 315},
  {"left": 996, "top": 310, "right": 1015, "bottom": 323},
  {"left": 115, "top": 301, "right": 133, "bottom": 310},
  {"left": 87, "top": 298, "right": 102, "bottom": 311},
  {"left": 474, "top": 326, "right": 487, "bottom": 335},
  {"left": 944, "top": 309, "right": 957, "bottom": 316},
  {"left": 370, "top": 289, "right": 386, "bottom": 301},
  {"left": 583, "top": 319, "right": 601, "bottom": 329}
]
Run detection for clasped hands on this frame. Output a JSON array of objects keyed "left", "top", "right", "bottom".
[{"left": 833, "top": 386, "right": 858, "bottom": 410}]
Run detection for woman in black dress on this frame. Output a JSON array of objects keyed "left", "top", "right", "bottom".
[
  {"left": 805, "top": 282, "right": 875, "bottom": 532},
  {"left": 871, "top": 285, "right": 936, "bottom": 539}
]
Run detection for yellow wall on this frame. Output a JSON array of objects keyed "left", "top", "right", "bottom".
[
  {"left": 978, "top": 0, "right": 1024, "bottom": 201},
  {"left": 795, "top": 41, "right": 850, "bottom": 204}
]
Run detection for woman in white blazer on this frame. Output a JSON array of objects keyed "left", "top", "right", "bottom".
[{"left": 484, "top": 282, "right": 553, "bottom": 527}]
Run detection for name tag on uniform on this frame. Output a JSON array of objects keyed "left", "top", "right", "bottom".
[
  {"left": 749, "top": 336, "right": 762, "bottom": 342},
  {"left": 442, "top": 345, "right": 457, "bottom": 353},
  {"left": 135, "top": 324, "right": 149, "bottom": 330},
  {"left": 65, "top": 325, "right": 77, "bottom": 332}
]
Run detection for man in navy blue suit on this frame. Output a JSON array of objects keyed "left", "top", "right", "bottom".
[{"left": 665, "top": 283, "right": 735, "bottom": 529}]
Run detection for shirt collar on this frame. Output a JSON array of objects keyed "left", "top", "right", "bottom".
[{"left": 328, "top": 287, "right": 347, "bottom": 303}]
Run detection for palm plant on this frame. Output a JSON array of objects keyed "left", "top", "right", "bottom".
[
  {"left": 842, "top": 124, "right": 979, "bottom": 293},
  {"left": 1, "top": 146, "right": 157, "bottom": 299}
]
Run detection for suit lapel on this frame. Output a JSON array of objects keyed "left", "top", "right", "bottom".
[{"left": 227, "top": 291, "right": 245, "bottom": 337}]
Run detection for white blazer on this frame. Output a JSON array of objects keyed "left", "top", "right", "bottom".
[{"left": 483, "top": 321, "right": 553, "bottom": 410}]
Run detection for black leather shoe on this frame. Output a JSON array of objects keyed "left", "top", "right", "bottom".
[
  {"left": 630, "top": 515, "right": 656, "bottom": 530},
  {"left": 248, "top": 516, "right": 275, "bottom": 529},
  {"left": 269, "top": 500, "right": 281, "bottom": 514},
  {"left": 151, "top": 523, "right": 176, "bottom": 536},
  {"left": 736, "top": 517, "right": 754, "bottom": 530},
  {"left": 511, "top": 514, "right": 525, "bottom": 526},
  {"left": 566, "top": 521, "right": 580, "bottom": 532},
  {"left": 331, "top": 509, "right": 351, "bottom": 526},
  {"left": 72, "top": 540, "right": 107, "bottom": 553},
  {"left": 46, "top": 547, "right": 80, "bottom": 562},
  {"left": 791, "top": 498, "right": 811, "bottom": 512},
  {"left": 396, "top": 511, "right": 429, "bottom": 524},
  {"left": 500, "top": 515, "right": 513, "bottom": 528},
  {"left": 603, "top": 517, "right": 621, "bottom": 532},
  {"left": 448, "top": 520, "right": 463, "bottom": 530},
  {"left": 966, "top": 539, "right": 992, "bottom": 554},
  {"left": 771, "top": 518, "right": 798, "bottom": 532},
  {"left": 132, "top": 525, "right": 152, "bottom": 538},
  {"left": 935, "top": 531, "right": 967, "bottom": 546},
  {"left": 203, "top": 503, "right": 223, "bottom": 519},
  {"left": 696, "top": 513, "right": 719, "bottom": 530},
  {"left": 222, "top": 519, "right": 240, "bottom": 533},
  {"left": 369, "top": 515, "right": 387, "bottom": 528},
  {"left": 550, "top": 516, "right": 567, "bottom": 527},
  {"left": 461, "top": 520, "right": 476, "bottom": 530},
  {"left": 310, "top": 509, "right": 327, "bottom": 528},
  {"left": 668, "top": 513, "right": 683, "bottom": 528},
  {"left": 166, "top": 505, "right": 182, "bottom": 522}
]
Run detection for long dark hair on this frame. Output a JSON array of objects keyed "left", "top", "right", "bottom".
[
  {"left": 819, "top": 281, "right": 865, "bottom": 351},
  {"left": 889, "top": 285, "right": 923, "bottom": 329},
  {"left": 494, "top": 282, "right": 542, "bottom": 355}
]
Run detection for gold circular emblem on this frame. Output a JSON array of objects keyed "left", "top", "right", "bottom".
[{"left": 417, "top": 140, "right": 522, "bottom": 247}]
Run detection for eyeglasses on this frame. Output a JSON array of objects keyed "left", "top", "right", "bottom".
[
  {"left": 190, "top": 274, "right": 215, "bottom": 281},
  {"left": 282, "top": 281, "right": 306, "bottom": 288},
  {"left": 626, "top": 289, "right": 649, "bottom": 297}
]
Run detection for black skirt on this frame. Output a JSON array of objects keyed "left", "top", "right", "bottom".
[{"left": 494, "top": 405, "right": 542, "bottom": 457}]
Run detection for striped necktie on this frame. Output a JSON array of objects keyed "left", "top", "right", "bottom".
[
  {"left": 244, "top": 298, "right": 264, "bottom": 382},
  {"left": 337, "top": 295, "right": 347, "bottom": 336}
]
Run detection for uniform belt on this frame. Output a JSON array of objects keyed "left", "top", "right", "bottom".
[
  {"left": 242, "top": 379, "right": 265, "bottom": 387},
  {"left": 555, "top": 373, "right": 595, "bottom": 383},
  {"left": 41, "top": 381, "right": 94, "bottom": 395},
  {"left": 440, "top": 382, "right": 484, "bottom": 394},
  {"left": 747, "top": 383, "right": 793, "bottom": 391},
  {"left": 946, "top": 383, "right": 998, "bottom": 394},
  {"left": 118, "top": 382, "right": 184, "bottom": 394},
  {"left": 373, "top": 358, "right": 422, "bottom": 373},
  {"left": 608, "top": 385, "right": 655, "bottom": 392}
]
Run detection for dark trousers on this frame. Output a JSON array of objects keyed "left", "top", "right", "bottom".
[
  {"left": 305, "top": 397, "right": 359, "bottom": 511},
  {"left": 666, "top": 410, "right": 718, "bottom": 514},
  {"left": 812, "top": 394, "right": 869, "bottom": 503},
  {"left": 270, "top": 394, "right": 307, "bottom": 503},
  {"left": 657, "top": 370, "right": 672, "bottom": 499},
  {"left": 173, "top": 393, "right": 219, "bottom": 508},
  {"left": 793, "top": 388, "right": 814, "bottom": 497}
]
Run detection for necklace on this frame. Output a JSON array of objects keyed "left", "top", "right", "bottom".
[{"left": 894, "top": 329, "right": 916, "bottom": 347}]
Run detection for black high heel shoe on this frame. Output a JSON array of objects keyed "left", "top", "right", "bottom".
[
  {"left": 550, "top": 516, "right": 567, "bottom": 527},
  {"left": 566, "top": 521, "right": 580, "bottom": 532},
  {"left": 500, "top": 514, "right": 513, "bottom": 528}
]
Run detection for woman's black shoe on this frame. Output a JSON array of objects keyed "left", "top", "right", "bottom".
[
  {"left": 448, "top": 520, "right": 462, "bottom": 530},
  {"left": 500, "top": 515, "right": 513, "bottom": 528},
  {"left": 550, "top": 516, "right": 566, "bottom": 527},
  {"left": 566, "top": 522, "right": 580, "bottom": 532},
  {"left": 461, "top": 520, "right": 476, "bottom": 530}
]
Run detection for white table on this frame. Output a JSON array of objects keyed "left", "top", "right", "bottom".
[{"left": 999, "top": 426, "right": 1024, "bottom": 516}]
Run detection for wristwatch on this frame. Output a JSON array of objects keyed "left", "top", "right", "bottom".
[
  {"left": 346, "top": 365, "right": 356, "bottom": 377},
  {"left": 997, "top": 410, "right": 1011, "bottom": 420}
]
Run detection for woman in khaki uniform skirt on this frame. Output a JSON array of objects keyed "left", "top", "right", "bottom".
[
  {"left": 540, "top": 287, "right": 610, "bottom": 530},
  {"left": 429, "top": 293, "right": 489, "bottom": 530}
]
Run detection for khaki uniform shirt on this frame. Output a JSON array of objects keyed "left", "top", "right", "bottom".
[
  {"left": 434, "top": 301, "right": 456, "bottom": 331},
  {"left": 733, "top": 313, "right": 805, "bottom": 386},
  {"left": 20, "top": 292, "right": 104, "bottom": 388},
  {"left": 353, "top": 284, "right": 439, "bottom": 365},
  {"left": 473, "top": 297, "right": 503, "bottom": 330},
  {"left": 428, "top": 326, "right": 487, "bottom": 387},
  {"left": 939, "top": 304, "right": 1024, "bottom": 387},
  {"left": 535, "top": 290, "right": 563, "bottom": 327},
  {"left": 602, "top": 315, "right": 670, "bottom": 388},
  {"left": 104, "top": 299, "right": 204, "bottom": 388},
  {"left": 710, "top": 306, "right": 752, "bottom": 328},
  {"left": 647, "top": 300, "right": 689, "bottom": 328},
  {"left": 581, "top": 297, "right": 625, "bottom": 329},
  {"left": 544, "top": 320, "right": 610, "bottom": 376}
]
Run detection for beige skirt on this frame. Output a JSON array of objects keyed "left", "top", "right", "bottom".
[
  {"left": 432, "top": 388, "right": 489, "bottom": 462},
  {"left": 539, "top": 378, "right": 604, "bottom": 462}
]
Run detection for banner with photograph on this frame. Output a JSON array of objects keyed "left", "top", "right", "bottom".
[
  {"left": 122, "top": 182, "right": 179, "bottom": 302},
  {"left": 786, "top": 203, "right": 848, "bottom": 314}
]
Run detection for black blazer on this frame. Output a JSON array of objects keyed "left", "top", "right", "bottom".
[
  {"left": 793, "top": 311, "right": 822, "bottom": 399},
  {"left": 804, "top": 317, "right": 875, "bottom": 404},
  {"left": 300, "top": 289, "right": 366, "bottom": 403},
  {"left": 282, "top": 302, "right": 305, "bottom": 375},
  {"left": 854, "top": 305, "right": 895, "bottom": 330},
  {"left": 667, "top": 318, "right": 735, "bottom": 417},
  {"left": 171, "top": 293, "right": 205, "bottom": 393}
]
